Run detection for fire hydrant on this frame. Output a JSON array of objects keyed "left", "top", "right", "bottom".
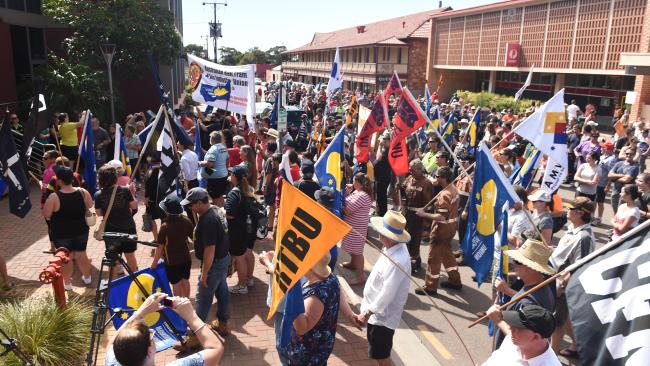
[{"left": 39, "top": 248, "right": 70, "bottom": 308}]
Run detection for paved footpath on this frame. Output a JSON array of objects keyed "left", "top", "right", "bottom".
[{"left": 2, "top": 186, "right": 433, "bottom": 366}]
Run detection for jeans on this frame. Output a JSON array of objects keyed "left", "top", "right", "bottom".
[
  {"left": 195, "top": 254, "right": 231, "bottom": 322},
  {"left": 273, "top": 313, "right": 290, "bottom": 366}
]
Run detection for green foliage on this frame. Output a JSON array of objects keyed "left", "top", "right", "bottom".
[
  {"left": 265, "top": 45, "right": 288, "bottom": 65},
  {"left": 456, "top": 90, "right": 540, "bottom": 114},
  {"left": 0, "top": 294, "right": 93, "bottom": 366},
  {"left": 218, "top": 45, "right": 286, "bottom": 66},
  {"left": 184, "top": 44, "right": 207, "bottom": 58},
  {"left": 218, "top": 47, "right": 242, "bottom": 65},
  {"left": 42, "top": 0, "right": 182, "bottom": 79},
  {"left": 237, "top": 47, "right": 268, "bottom": 65}
]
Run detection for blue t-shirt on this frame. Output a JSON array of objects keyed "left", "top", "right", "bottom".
[
  {"left": 202, "top": 143, "right": 228, "bottom": 179},
  {"left": 105, "top": 347, "right": 204, "bottom": 366}
]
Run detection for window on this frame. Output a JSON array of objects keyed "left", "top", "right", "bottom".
[
  {"left": 592, "top": 75, "right": 606, "bottom": 89},
  {"left": 578, "top": 75, "right": 591, "bottom": 88},
  {"left": 622, "top": 76, "right": 635, "bottom": 90},
  {"left": 7, "top": 0, "right": 24, "bottom": 11},
  {"left": 26, "top": 0, "right": 40, "bottom": 13},
  {"left": 386, "top": 47, "right": 391, "bottom": 61},
  {"left": 397, "top": 48, "right": 402, "bottom": 64},
  {"left": 565, "top": 74, "right": 578, "bottom": 87},
  {"left": 365, "top": 48, "right": 369, "bottom": 63},
  {"left": 28, "top": 27, "right": 45, "bottom": 60}
]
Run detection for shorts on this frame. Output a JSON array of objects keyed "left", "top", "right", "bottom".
[
  {"left": 165, "top": 261, "right": 191, "bottom": 284},
  {"left": 595, "top": 186, "right": 606, "bottom": 203},
  {"left": 367, "top": 323, "right": 395, "bottom": 359},
  {"left": 53, "top": 232, "right": 89, "bottom": 252},
  {"left": 207, "top": 177, "right": 228, "bottom": 199},
  {"left": 105, "top": 239, "right": 137, "bottom": 254},
  {"left": 577, "top": 191, "right": 596, "bottom": 202},
  {"left": 61, "top": 145, "right": 78, "bottom": 161}
]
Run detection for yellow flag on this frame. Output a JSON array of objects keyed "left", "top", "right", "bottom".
[{"left": 268, "top": 181, "right": 351, "bottom": 319}]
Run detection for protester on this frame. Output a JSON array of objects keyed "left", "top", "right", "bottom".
[
  {"left": 92, "top": 117, "right": 111, "bottom": 167},
  {"left": 340, "top": 173, "right": 373, "bottom": 285},
  {"left": 415, "top": 166, "right": 461, "bottom": 295},
  {"left": 293, "top": 159, "right": 320, "bottom": 200},
  {"left": 355, "top": 210, "right": 411, "bottom": 366},
  {"left": 56, "top": 113, "right": 83, "bottom": 164},
  {"left": 636, "top": 173, "right": 650, "bottom": 223},
  {"left": 239, "top": 144, "right": 257, "bottom": 191},
  {"left": 528, "top": 190, "right": 554, "bottom": 247},
  {"left": 595, "top": 142, "right": 617, "bottom": 225},
  {"left": 200, "top": 131, "right": 229, "bottom": 207},
  {"left": 180, "top": 187, "right": 230, "bottom": 346},
  {"left": 144, "top": 152, "right": 165, "bottom": 242},
  {"left": 607, "top": 148, "right": 639, "bottom": 212},
  {"left": 506, "top": 185, "right": 535, "bottom": 248},
  {"left": 123, "top": 124, "right": 141, "bottom": 174},
  {"left": 105, "top": 293, "right": 224, "bottom": 366},
  {"left": 108, "top": 159, "right": 136, "bottom": 198},
  {"left": 151, "top": 194, "right": 194, "bottom": 298},
  {"left": 42, "top": 166, "right": 93, "bottom": 290},
  {"left": 226, "top": 165, "right": 256, "bottom": 294},
  {"left": 420, "top": 137, "right": 439, "bottom": 174},
  {"left": 611, "top": 184, "right": 641, "bottom": 241},
  {"left": 573, "top": 151, "right": 601, "bottom": 201},
  {"left": 178, "top": 141, "right": 199, "bottom": 190},
  {"left": 549, "top": 197, "right": 595, "bottom": 357},
  {"left": 401, "top": 159, "right": 434, "bottom": 274},
  {"left": 482, "top": 305, "right": 561, "bottom": 365},
  {"left": 373, "top": 136, "right": 392, "bottom": 217},
  {"left": 95, "top": 165, "right": 139, "bottom": 274}
]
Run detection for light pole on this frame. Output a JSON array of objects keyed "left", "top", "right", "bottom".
[
  {"left": 101, "top": 44, "right": 116, "bottom": 124},
  {"left": 201, "top": 35, "right": 210, "bottom": 59},
  {"left": 203, "top": 1, "right": 227, "bottom": 63}
]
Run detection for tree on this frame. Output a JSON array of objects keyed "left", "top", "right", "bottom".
[
  {"left": 266, "top": 45, "right": 288, "bottom": 65},
  {"left": 237, "top": 47, "right": 268, "bottom": 65},
  {"left": 219, "top": 47, "right": 242, "bottom": 65},
  {"left": 184, "top": 44, "right": 207, "bottom": 58}
]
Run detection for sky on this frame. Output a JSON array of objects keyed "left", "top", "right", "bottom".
[{"left": 182, "top": 0, "right": 497, "bottom": 60}]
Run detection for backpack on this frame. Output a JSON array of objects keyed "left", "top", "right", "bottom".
[{"left": 245, "top": 195, "right": 268, "bottom": 240}]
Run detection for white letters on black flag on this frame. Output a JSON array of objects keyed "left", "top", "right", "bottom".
[
  {"left": 157, "top": 113, "right": 179, "bottom": 198},
  {"left": 566, "top": 221, "right": 650, "bottom": 366}
]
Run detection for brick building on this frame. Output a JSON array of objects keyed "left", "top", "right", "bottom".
[
  {"left": 426, "top": 0, "right": 650, "bottom": 122},
  {"left": 282, "top": 8, "right": 449, "bottom": 96}
]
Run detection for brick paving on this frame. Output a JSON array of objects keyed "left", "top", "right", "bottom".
[{"left": 0, "top": 186, "right": 371, "bottom": 365}]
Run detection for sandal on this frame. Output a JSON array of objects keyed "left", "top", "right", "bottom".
[{"left": 559, "top": 348, "right": 578, "bottom": 358}]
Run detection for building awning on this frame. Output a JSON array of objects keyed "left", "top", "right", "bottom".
[{"left": 620, "top": 52, "right": 650, "bottom": 75}]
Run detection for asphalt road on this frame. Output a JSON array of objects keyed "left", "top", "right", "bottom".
[{"left": 338, "top": 180, "right": 618, "bottom": 366}]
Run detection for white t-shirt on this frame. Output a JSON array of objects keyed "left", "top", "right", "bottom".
[
  {"left": 612, "top": 205, "right": 640, "bottom": 240},
  {"left": 566, "top": 104, "right": 581, "bottom": 120},
  {"left": 482, "top": 335, "right": 562, "bottom": 366},
  {"left": 575, "top": 163, "right": 599, "bottom": 195}
]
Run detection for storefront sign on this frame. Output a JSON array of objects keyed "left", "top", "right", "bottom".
[{"left": 505, "top": 43, "right": 521, "bottom": 67}]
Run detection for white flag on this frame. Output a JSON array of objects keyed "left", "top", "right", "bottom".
[
  {"left": 325, "top": 47, "right": 342, "bottom": 97},
  {"left": 540, "top": 156, "right": 567, "bottom": 194},
  {"left": 514, "top": 65, "right": 534, "bottom": 101},
  {"left": 514, "top": 89, "right": 567, "bottom": 171}
]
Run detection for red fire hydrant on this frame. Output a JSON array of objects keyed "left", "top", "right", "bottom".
[{"left": 39, "top": 248, "right": 70, "bottom": 308}]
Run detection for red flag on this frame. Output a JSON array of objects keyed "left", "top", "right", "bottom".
[
  {"left": 383, "top": 72, "right": 403, "bottom": 100},
  {"left": 355, "top": 95, "right": 388, "bottom": 163},
  {"left": 388, "top": 88, "right": 428, "bottom": 176}
]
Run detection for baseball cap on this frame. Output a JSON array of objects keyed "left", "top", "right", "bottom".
[
  {"left": 300, "top": 159, "right": 315, "bottom": 175},
  {"left": 502, "top": 305, "right": 556, "bottom": 338},
  {"left": 602, "top": 141, "right": 614, "bottom": 150},
  {"left": 528, "top": 190, "right": 551, "bottom": 203},
  {"left": 180, "top": 187, "right": 209, "bottom": 206},
  {"left": 229, "top": 165, "right": 247, "bottom": 180},
  {"left": 566, "top": 196, "right": 594, "bottom": 213}
]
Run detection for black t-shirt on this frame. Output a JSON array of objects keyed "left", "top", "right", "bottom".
[
  {"left": 194, "top": 207, "right": 229, "bottom": 260},
  {"left": 94, "top": 186, "right": 137, "bottom": 234},
  {"left": 225, "top": 187, "right": 247, "bottom": 242},
  {"left": 636, "top": 192, "right": 650, "bottom": 223},
  {"left": 294, "top": 179, "right": 321, "bottom": 201}
]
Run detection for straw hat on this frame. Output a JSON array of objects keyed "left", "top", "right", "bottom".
[
  {"left": 370, "top": 210, "right": 411, "bottom": 243},
  {"left": 265, "top": 128, "right": 279, "bottom": 139},
  {"left": 505, "top": 239, "right": 556, "bottom": 276},
  {"left": 311, "top": 251, "right": 332, "bottom": 278}
]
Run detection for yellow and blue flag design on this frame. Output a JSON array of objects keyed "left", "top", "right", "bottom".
[
  {"left": 467, "top": 106, "right": 480, "bottom": 151},
  {"left": 200, "top": 80, "right": 231, "bottom": 102},
  {"left": 315, "top": 126, "right": 346, "bottom": 216},
  {"left": 461, "top": 142, "right": 519, "bottom": 285},
  {"left": 114, "top": 124, "right": 132, "bottom": 176},
  {"left": 511, "top": 148, "right": 541, "bottom": 188},
  {"left": 108, "top": 263, "right": 187, "bottom": 351}
]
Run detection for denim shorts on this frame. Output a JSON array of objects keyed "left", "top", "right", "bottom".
[{"left": 53, "top": 232, "right": 89, "bottom": 252}]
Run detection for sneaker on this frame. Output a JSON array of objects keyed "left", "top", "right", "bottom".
[
  {"left": 246, "top": 278, "right": 255, "bottom": 287},
  {"left": 64, "top": 282, "right": 73, "bottom": 291},
  {"left": 172, "top": 334, "right": 201, "bottom": 352},
  {"left": 210, "top": 320, "right": 230, "bottom": 337},
  {"left": 228, "top": 284, "right": 248, "bottom": 294},
  {"left": 82, "top": 275, "right": 92, "bottom": 285}
]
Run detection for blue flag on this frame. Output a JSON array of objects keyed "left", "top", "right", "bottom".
[
  {"left": 194, "top": 119, "right": 207, "bottom": 188},
  {"left": 269, "top": 92, "right": 279, "bottom": 129},
  {"left": 424, "top": 84, "right": 431, "bottom": 118},
  {"left": 108, "top": 262, "right": 187, "bottom": 351},
  {"left": 314, "top": 126, "right": 346, "bottom": 216},
  {"left": 440, "top": 117, "right": 454, "bottom": 145},
  {"left": 461, "top": 143, "right": 519, "bottom": 285},
  {"left": 199, "top": 80, "right": 231, "bottom": 102},
  {"left": 488, "top": 205, "right": 509, "bottom": 336},
  {"left": 78, "top": 111, "right": 97, "bottom": 196},
  {"left": 279, "top": 284, "right": 305, "bottom": 348},
  {"left": 0, "top": 112, "right": 32, "bottom": 218},
  {"left": 512, "top": 148, "right": 541, "bottom": 188}
]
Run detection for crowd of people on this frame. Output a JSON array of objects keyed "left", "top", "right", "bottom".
[{"left": 2, "top": 82, "right": 650, "bottom": 366}]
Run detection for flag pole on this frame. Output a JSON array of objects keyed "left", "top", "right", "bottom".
[
  {"left": 129, "top": 105, "right": 163, "bottom": 180},
  {"left": 74, "top": 110, "right": 88, "bottom": 174}
]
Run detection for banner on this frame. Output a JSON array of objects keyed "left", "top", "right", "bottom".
[
  {"left": 114, "top": 124, "right": 132, "bottom": 176},
  {"left": 355, "top": 95, "right": 388, "bottom": 163},
  {"left": 108, "top": 263, "right": 187, "bottom": 351},
  {"left": 566, "top": 221, "right": 650, "bottom": 366},
  {"left": 388, "top": 88, "right": 428, "bottom": 176},
  {"left": 268, "top": 181, "right": 351, "bottom": 319},
  {"left": 0, "top": 112, "right": 32, "bottom": 218},
  {"left": 187, "top": 54, "right": 255, "bottom": 125}
]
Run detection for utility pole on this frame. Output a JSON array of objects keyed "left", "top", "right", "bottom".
[
  {"left": 201, "top": 35, "right": 210, "bottom": 59},
  {"left": 203, "top": 1, "right": 227, "bottom": 63}
]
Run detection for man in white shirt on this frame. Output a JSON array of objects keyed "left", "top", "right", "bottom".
[
  {"left": 482, "top": 305, "right": 561, "bottom": 366},
  {"left": 354, "top": 210, "right": 411, "bottom": 366},
  {"left": 566, "top": 100, "right": 582, "bottom": 121},
  {"left": 178, "top": 141, "right": 200, "bottom": 190}
]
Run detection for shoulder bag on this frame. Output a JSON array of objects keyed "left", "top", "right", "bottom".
[{"left": 94, "top": 185, "right": 119, "bottom": 241}]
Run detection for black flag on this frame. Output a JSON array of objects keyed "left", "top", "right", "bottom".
[
  {"left": 0, "top": 112, "right": 32, "bottom": 218},
  {"left": 566, "top": 221, "right": 650, "bottom": 365},
  {"left": 22, "top": 88, "right": 49, "bottom": 161},
  {"left": 156, "top": 113, "right": 179, "bottom": 199}
]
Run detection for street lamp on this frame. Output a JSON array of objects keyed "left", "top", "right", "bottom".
[{"left": 100, "top": 44, "right": 116, "bottom": 124}]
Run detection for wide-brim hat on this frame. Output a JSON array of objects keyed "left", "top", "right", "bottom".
[
  {"left": 505, "top": 239, "right": 555, "bottom": 276},
  {"left": 265, "top": 128, "right": 279, "bottom": 138},
  {"left": 159, "top": 193, "right": 184, "bottom": 215},
  {"left": 370, "top": 210, "right": 411, "bottom": 243},
  {"left": 312, "top": 251, "right": 332, "bottom": 278}
]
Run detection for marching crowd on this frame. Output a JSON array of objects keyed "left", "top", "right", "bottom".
[{"left": 2, "top": 82, "right": 650, "bottom": 366}]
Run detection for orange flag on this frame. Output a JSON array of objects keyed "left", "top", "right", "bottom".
[
  {"left": 268, "top": 181, "right": 351, "bottom": 319},
  {"left": 613, "top": 117, "right": 625, "bottom": 138}
]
